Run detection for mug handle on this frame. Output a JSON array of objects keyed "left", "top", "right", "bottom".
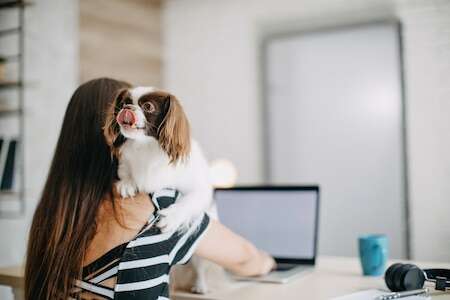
[{"left": 371, "top": 244, "right": 384, "bottom": 271}]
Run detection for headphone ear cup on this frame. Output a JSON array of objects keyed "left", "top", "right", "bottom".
[
  {"left": 393, "top": 264, "right": 415, "bottom": 292},
  {"left": 403, "top": 266, "right": 426, "bottom": 291},
  {"left": 385, "top": 263, "right": 404, "bottom": 291}
]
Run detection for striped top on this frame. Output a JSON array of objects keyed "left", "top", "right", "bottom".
[{"left": 73, "top": 189, "right": 210, "bottom": 300}]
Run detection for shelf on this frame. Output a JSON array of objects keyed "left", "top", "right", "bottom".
[
  {"left": 0, "top": 190, "right": 19, "bottom": 196},
  {"left": 0, "top": 27, "right": 20, "bottom": 37},
  {"left": 0, "top": 0, "right": 27, "bottom": 219},
  {"left": 0, "top": 81, "right": 22, "bottom": 89},
  {"left": 0, "top": 191, "right": 24, "bottom": 218},
  {"left": 0, "top": 108, "right": 21, "bottom": 116},
  {"left": 0, "top": 54, "right": 21, "bottom": 62},
  {"left": 0, "top": 1, "right": 29, "bottom": 9}
]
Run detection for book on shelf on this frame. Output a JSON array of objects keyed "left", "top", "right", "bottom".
[
  {"left": 0, "top": 139, "right": 3, "bottom": 166},
  {"left": 0, "top": 137, "right": 18, "bottom": 191}
]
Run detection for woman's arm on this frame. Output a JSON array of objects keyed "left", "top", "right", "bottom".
[{"left": 194, "top": 219, "right": 275, "bottom": 277}]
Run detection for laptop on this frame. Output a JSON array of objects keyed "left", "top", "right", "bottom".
[{"left": 214, "top": 186, "right": 320, "bottom": 283}]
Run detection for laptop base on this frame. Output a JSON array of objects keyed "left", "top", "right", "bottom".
[{"left": 232, "top": 265, "right": 313, "bottom": 284}]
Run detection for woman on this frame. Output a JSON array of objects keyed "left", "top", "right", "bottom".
[{"left": 25, "top": 78, "right": 274, "bottom": 300}]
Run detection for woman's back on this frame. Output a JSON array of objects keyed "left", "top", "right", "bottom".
[
  {"left": 76, "top": 189, "right": 210, "bottom": 300},
  {"left": 78, "top": 193, "right": 154, "bottom": 299},
  {"left": 84, "top": 193, "right": 154, "bottom": 270}
]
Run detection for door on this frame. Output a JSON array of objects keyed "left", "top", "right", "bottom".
[{"left": 264, "top": 22, "right": 407, "bottom": 258}]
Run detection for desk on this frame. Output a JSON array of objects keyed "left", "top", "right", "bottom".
[
  {"left": 1, "top": 256, "right": 449, "bottom": 300},
  {"left": 0, "top": 265, "right": 23, "bottom": 300}
]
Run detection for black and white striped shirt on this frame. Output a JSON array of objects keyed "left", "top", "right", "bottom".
[{"left": 73, "top": 189, "right": 210, "bottom": 300}]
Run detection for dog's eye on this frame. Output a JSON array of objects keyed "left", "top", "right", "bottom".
[{"left": 142, "top": 102, "right": 156, "bottom": 113}]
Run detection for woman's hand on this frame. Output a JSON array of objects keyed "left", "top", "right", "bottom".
[
  {"left": 195, "top": 219, "right": 276, "bottom": 277},
  {"left": 258, "top": 250, "right": 277, "bottom": 275},
  {"left": 234, "top": 249, "right": 275, "bottom": 277}
]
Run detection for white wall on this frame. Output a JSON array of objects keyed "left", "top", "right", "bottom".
[
  {"left": 0, "top": 0, "right": 78, "bottom": 298},
  {"left": 162, "top": 0, "right": 450, "bottom": 262}
]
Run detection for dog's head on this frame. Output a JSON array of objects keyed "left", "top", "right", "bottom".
[{"left": 103, "top": 87, "right": 191, "bottom": 163}]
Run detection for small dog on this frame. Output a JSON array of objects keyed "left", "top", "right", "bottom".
[
  {"left": 104, "top": 86, "right": 222, "bottom": 293},
  {"left": 103, "top": 86, "right": 213, "bottom": 233},
  {"left": 104, "top": 87, "right": 221, "bottom": 293}
]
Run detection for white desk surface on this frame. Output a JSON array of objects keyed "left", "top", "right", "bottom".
[
  {"left": 1, "top": 256, "right": 449, "bottom": 300},
  {"left": 174, "top": 256, "right": 450, "bottom": 300}
]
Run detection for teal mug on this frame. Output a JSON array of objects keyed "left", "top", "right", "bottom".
[{"left": 358, "top": 234, "right": 388, "bottom": 276}]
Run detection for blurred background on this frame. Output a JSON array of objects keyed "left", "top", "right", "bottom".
[{"left": 0, "top": 0, "right": 449, "bottom": 297}]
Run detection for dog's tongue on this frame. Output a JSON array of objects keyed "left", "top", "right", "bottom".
[{"left": 117, "top": 109, "right": 136, "bottom": 126}]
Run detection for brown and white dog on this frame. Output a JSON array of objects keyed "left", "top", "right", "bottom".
[
  {"left": 103, "top": 86, "right": 222, "bottom": 293},
  {"left": 104, "top": 86, "right": 213, "bottom": 233}
]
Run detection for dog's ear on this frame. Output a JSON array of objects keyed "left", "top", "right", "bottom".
[
  {"left": 158, "top": 94, "right": 191, "bottom": 163},
  {"left": 103, "top": 88, "right": 128, "bottom": 157}
]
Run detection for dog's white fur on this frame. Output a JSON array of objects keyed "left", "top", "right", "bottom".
[
  {"left": 117, "top": 138, "right": 213, "bottom": 232},
  {"left": 116, "top": 87, "right": 213, "bottom": 233}
]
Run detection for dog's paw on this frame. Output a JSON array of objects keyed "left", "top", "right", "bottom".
[
  {"left": 191, "top": 284, "right": 209, "bottom": 294},
  {"left": 116, "top": 180, "right": 137, "bottom": 198},
  {"left": 157, "top": 205, "right": 187, "bottom": 233}
]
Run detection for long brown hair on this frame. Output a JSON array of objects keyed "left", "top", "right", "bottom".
[{"left": 25, "top": 78, "right": 131, "bottom": 300}]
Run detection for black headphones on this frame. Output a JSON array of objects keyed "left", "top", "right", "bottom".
[{"left": 385, "top": 263, "right": 450, "bottom": 292}]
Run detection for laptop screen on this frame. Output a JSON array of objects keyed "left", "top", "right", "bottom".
[{"left": 215, "top": 187, "right": 319, "bottom": 260}]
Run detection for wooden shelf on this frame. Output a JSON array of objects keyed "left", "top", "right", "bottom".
[
  {"left": 0, "top": 27, "right": 20, "bottom": 37},
  {"left": 0, "top": 190, "right": 19, "bottom": 196},
  {"left": 0, "top": 191, "right": 24, "bottom": 218},
  {"left": 0, "top": 1, "right": 29, "bottom": 9},
  {"left": 0, "top": 81, "right": 22, "bottom": 89},
  {"left": 0, "top": 54, "right": 21, "bottom": 62},
  {"left": 0, "top": 107, "right": 21, "bottom": 116}
]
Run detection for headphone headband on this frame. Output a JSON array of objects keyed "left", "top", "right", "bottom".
[{"left": 424, "top": 269, "right": 450, "bottom": 291}]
